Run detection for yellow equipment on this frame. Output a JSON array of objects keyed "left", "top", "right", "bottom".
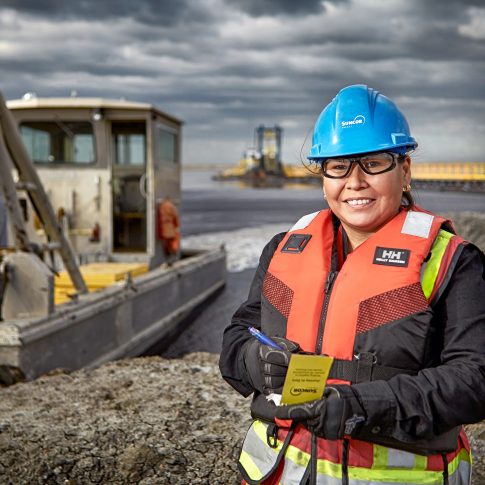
[{"left": 55, "top": 262, "right": 148, "bottom": 304}]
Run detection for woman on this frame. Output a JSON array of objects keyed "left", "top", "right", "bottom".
[{"left": 219, "top": 85, "right": 485, "bottom": 485}]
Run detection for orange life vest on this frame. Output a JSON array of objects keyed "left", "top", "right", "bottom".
[
  {"left": 157, "top": 199, "right": 180, "bottom": 254},
  {"left": 240, "top": 208, "right": 471, "bottom": 485}
]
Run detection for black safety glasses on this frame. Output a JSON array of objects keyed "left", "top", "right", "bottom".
[{"left": 321, "top": 152, "right": 400, "bottom": 179}]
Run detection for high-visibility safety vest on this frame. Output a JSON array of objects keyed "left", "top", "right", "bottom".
[{"left": 239, "top": 208, "right": 472, "bottom": 485}]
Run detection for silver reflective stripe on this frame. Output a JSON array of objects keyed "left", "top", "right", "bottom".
[
  {"left": 289, "top": 211, "right": 319, "bottom": 232},
  {"left": 316, "top": 472, "right": 342, "bottom": 485},
  {"left": 449, "top": 460, "right": 471, "bottom": 485},
  {"left": 240, "top": 422, "right": 279, "bottom": 478},
  {"left": 348, "top": 476, "right": 452, "bottom": 485},
  {"left": 279, "top": 458, "right": 311, "bottom": 485},
  {"left": 401, "top": 211, "right": 434, "bottom": 238},
  {"left": 349, "top": 481, "right": 405, "bottom": 485},
  {"left": 387, "top": 448, "right": 416, "bottom": 469}
]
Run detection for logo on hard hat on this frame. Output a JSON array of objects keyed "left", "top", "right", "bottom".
[{"left": 341, "top": 115, "right": 366, "bottom": 128}]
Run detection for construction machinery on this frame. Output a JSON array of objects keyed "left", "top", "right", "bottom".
[
  {"left": 0, "top": 92, "right": 226, "bottom": 384},
  {"left": 215, "top": 125, "right": 289, "bottom": 187}
]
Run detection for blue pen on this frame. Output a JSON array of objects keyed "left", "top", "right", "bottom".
[{"left": 248, "top": 326, "right": 284, "bottom": 350}]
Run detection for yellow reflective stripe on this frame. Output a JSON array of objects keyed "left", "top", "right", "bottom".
[
  {"left": 285, "top": 444, "right": 311, "bottom": 468},
  {"left": 421, "top": 229, "right": 454, "bottom": 299},
  {"left": 448, "top": 448, "right": 472, "bottom": 472},
  {"left": 315, "top": 458, "right": 342, "bottom": 479},
  {"left": 372, "top": 444, "right": 388, "bottom": 469},
  {"left": 253, "top": 421, "right": 313, "bottom": 470},
  {"left": 349, "top": 465, "right": 442, "bottom": 484},
  {"left": 239, "top": 449, "right": 264, "bottom": 481},
  {"left": 414, "top": 454, "right": 427, "bottom": 470}
]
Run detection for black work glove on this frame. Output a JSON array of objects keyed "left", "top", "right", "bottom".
[
  {"left": 243, "top": 336, "right": 300, "bottom": 395},
  {"left": 275, "top": 385, "right": 366, "bottom": 440}
]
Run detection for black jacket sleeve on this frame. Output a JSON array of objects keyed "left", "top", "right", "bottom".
[
  {"left": 354, "top": 243, "right": 485, "bottom": 441},
  {"left": 218, "top": 233, "right": 286, "bottom": 397}
]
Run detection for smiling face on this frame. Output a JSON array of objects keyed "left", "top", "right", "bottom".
[{"left": 323, "top": 154, "right": 411, "bottom": 249}]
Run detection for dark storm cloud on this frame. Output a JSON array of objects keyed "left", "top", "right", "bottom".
[
  {"left": 0, "top": 0, "right": 211, "bottom": 26},
  {"left": 224, "top": 0, "right": 327, "bottom": 17},
  {"left": 0, "top": 0, "right": 484, "bottom": 163},
  {"left": 415, "top": 0, "right": 484, "bottom": 19}
]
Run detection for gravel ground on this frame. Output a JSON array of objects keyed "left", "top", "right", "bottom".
[{"left": 0, "top": 353, "right": 252, "bottom": 484}]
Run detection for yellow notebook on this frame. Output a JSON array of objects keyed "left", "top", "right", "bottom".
[{"left": 281, "top": 354, "right": 334, "bottom": 405}]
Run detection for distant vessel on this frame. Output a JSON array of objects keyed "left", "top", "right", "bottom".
[
  {"left": 213, "top": 125, "right": 321, "bottom": 187},
  {"left": 0, "top": 92, "right": 226, "bottom": 384}
]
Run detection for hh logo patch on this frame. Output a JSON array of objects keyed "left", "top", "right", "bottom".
[
  {"left": 373, "top": 247, "right": 410, "bottom": 267},
  {"left": 281, "top": 234, "right": 312, "bottom": 253}
]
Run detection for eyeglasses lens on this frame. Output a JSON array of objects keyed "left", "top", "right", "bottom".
[{"left": 323, "top": 153, "right": 395, "bottom": 178}]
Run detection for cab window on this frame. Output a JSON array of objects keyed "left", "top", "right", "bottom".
[
  {"left": 112, "top": 122, "right": 146, "bottom": 166},
  {"left": 156, "top": 125, "right": 177, "bottom": 163},
  {"left": 20, "top": 121, "right": 95, "bottom": 164}
]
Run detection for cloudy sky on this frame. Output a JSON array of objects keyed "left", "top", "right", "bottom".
[{"left": 1, "top": 0, "right": 484, "bottom": 165}]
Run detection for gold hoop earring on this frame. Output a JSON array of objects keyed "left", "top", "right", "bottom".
[{"left": 402, "top": 184, "right": 411, "bottom": 192}]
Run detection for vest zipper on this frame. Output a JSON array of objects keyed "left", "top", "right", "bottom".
[{"left": 315, "top": 270, "right": 338, "bottom": 354}]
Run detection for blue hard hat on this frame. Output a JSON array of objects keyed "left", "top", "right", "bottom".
[{"left": 308, "top": 84, "right": 417, "bottom": 160}]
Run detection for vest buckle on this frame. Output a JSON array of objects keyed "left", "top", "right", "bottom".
[{"left": 266, "top": 423, "right": 279, "bottom": 448}]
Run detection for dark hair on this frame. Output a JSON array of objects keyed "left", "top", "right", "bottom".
[
  {"left": 398, "top": 155, "right": 415, "bottom": 208},
  {"left": 401, "top": 190, "right": 415, "bottom": 208}
]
